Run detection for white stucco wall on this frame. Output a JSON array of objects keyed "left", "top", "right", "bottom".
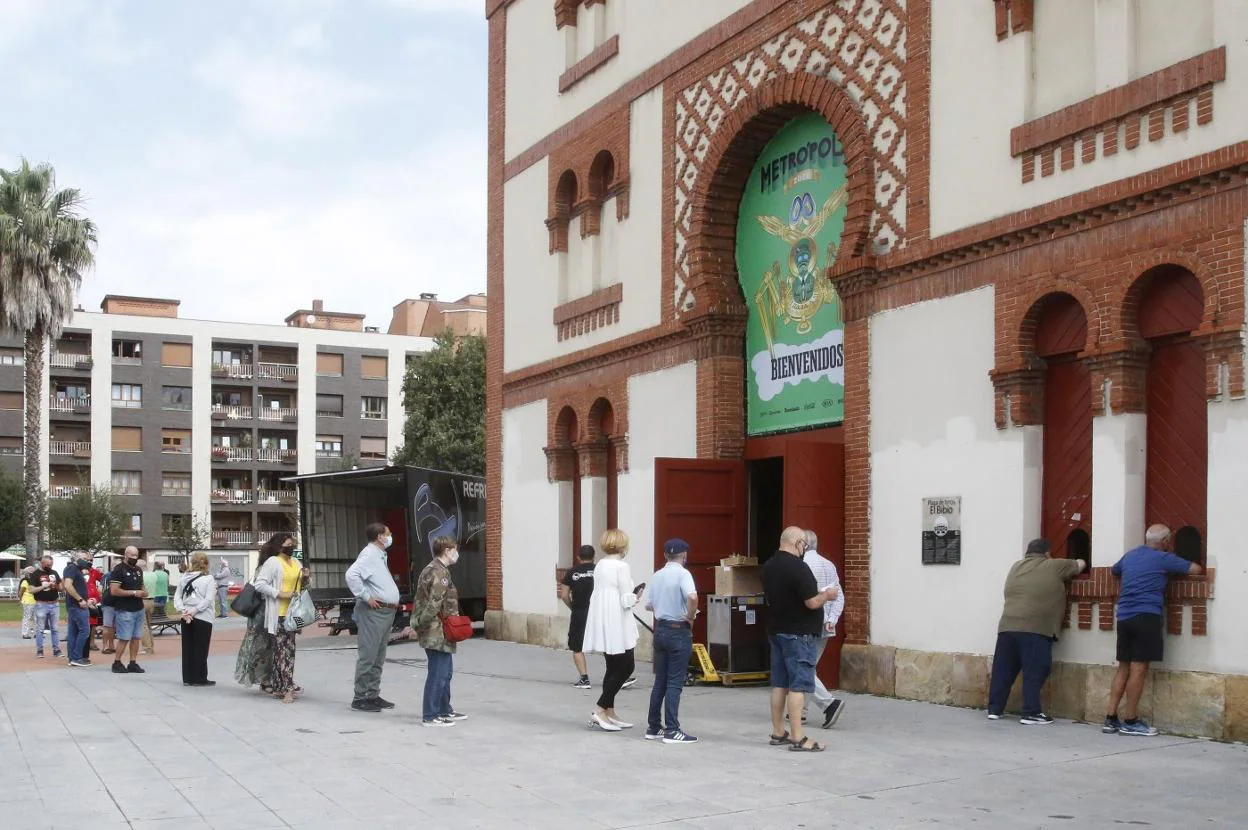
[
  {"left": 503, "top": 0, "right": 753, "bottom": 160},
  {"left": 929, "top": 0, "right": 1248, "bottom": 237},
  {"left": 501, "top": 400, "right": 559, "bottom": 615},
  {"left": 502, "top": 88, "right": 665, "bottom": 374},
  {"left": 869, "top": 287, "right": 1043, "bottom": 655}
]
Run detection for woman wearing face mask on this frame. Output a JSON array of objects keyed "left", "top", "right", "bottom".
[
  {"left": 409, "top": 536, "right": 467, "bottom": 727},
  {"left": 252, "top": 533, "right": 303, "bottom": 703},
  {"left": 175, "top": 553, "right": 217, "bottom": 686},
  {"left": 235, "top": 534, "right": 289, "bottom": 695}
]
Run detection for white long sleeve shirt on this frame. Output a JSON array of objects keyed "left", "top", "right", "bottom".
[
  {"left": 173, "top": 570, "right": 217, "bottom": 623},
  {"left": 803, "top": 549, "right": 844, "bottom": 635},
  {"left": 345, "top": 544, "right": 401, "bottom": 605}
]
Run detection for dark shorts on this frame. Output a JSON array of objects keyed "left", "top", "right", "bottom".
[
  {"left": 1117, "top": 613, "right": 1163, "bottom": 663},
  {"left": 568, "top": 608, "right": 588, "bottom": 653},
  {"left": 769, "top": 633, "right": 817, "bottom": 693}
]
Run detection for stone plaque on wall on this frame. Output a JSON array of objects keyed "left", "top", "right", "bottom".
[{"left": 922, "top": 496, "right": 961, "bottom": 565}]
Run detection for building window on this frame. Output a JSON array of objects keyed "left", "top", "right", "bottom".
[
  {"left": 55, "top": 384, "right": 89, "bottom": 401},
  {"left": 112, "top": 340, "right": 142, "bottom": 363},
  {"left": 111, "top": 384, "right": 142, "bottom": 409},
  {"left": 361, "top": 397, "right": 387, "bottom": 420},
  {"left": 112, "top": 426, "right": 142, "bottom": 452},
  {"left": 315, "top": 435, "right": 343, "bottom": 458},
  {"left": 0, "top": 391, "right": 21, "bottom": 410},
  {"left": 316, "top": 394, "right": 344, "bottom": 418},
  {"left": 162, "top": 473, "right": 191, "bottom": 497},
  {"left": 161, "top": 341, "right": 192, "bottom": 368},
  {"left": 316, "top": 352, "right": 344, "bottom": 376},
  {"left": 260, "top": 435, "right": 293, "bottom": 451},
  {"left": 161, "top": 428, "right": 191, "bottom": 454},
  {"left": 213, "top": 390, "right": 243, "bottom": 407},
  {"left": 111, "top": 471, "right": 142, "bottom": 495},
  {"left": 360, "top": 436, "right": 387, "bottom": 461},
  {"left": 0, "top": 436, "right": 22, "bottom": 455},
  {"left": 162, "top": 386, "right": 192, "bottom": 410},
  {"left": 0, "top": 348, "right": 23, "bottom": 366},
  {"left": 126, "top": 514, "right": 142, "bottom": 535},
  {"left": 361, "top": 355, "right": 387, "bottom": 380},
  {"left": 161, "top": 514, "right": 188, "bottom": 535}
]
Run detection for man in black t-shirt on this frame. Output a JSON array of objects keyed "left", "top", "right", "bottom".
[
  {"left": 30, "top": 555, "right": 63, "bottom": 659},
  {"left": 559, "top": 545, "right": 597, "bottom": 689},
  {"left": 62, "top": 552, "right": 94, "bottom": 666},
  {"left": 108, "top": 546, "right": 149, "bottom": 674},
  {"left": 762, "top": 526, "right": 838, "bottom": 753}
]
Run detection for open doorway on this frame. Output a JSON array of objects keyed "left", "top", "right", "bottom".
[{"left": 749, "top": 457, "right": 784, "bottom": 564}]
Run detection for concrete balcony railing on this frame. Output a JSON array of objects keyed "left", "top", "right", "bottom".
[
  {"left": 256, "top": 489, "right": 297, "bottom": 506},
  {"left": 49, "top": 395, "right": 90, "bottom": 413},
  {"left": 211, "top": 446, "right": 253, "bottom": 462},
  {"left": 49, "top": 441, "right": 91, "bottom": 458},
  {"left": 50, "top": 352, "right": 92, "bottom": 370},
  {"left": 257, "top": 407, "right": 298, "bottom": 423},
  {"left": 211, "top": 405, "right": 254, "bottom": 420},
  {"left": 49, "top": 485, "right": 81, "bottom": 500},
  {"left": 257, "top": 363, "right": 298, "bottom": 382},
  {"left": 211, "top": 488, "right": 254, "bottom": 504},
  {"left": 212, "top": 363, "right": 254, "bottom": 380}
]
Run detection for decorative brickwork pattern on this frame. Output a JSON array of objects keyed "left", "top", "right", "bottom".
[
  {"left": 544, "top": 386, "right": 629, "bottom": 482},
  {"left": 547, "top": 108, "right": 631, "bottom": 252},
  {"left": 559, "top": 35, "right": 620, "bottom": 93},
  {"left": 993, "top": 0, "right": 1033, "bottom": 40},
  {"left": 671, "top": 0, "right": 909, "bottom": 315},
  {"left": 1065, "top": 567, "right": 1214, "bottom": 636},
  {"left": 553, "top": 284, "right": 623, "bottom": 341}
]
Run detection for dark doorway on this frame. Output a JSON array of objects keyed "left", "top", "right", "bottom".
[{"left": 749, "top": 457, "right": 784, "bottom": 564}]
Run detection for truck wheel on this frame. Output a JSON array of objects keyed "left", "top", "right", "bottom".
[{"left": 329, "top": 629, "right": 340, "bottom": 636}]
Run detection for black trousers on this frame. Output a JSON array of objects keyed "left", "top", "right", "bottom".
[
  {"left": 598, "top": 648, "right": 635, "bottom": 710},
  {"left": 180, "top": 618, "right": 213, "bottom": 684}
]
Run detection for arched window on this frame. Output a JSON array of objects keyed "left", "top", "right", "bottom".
[
  {"left": 549, "top": 170, "right": 578, "bottom": 303},
  {"left": 586, "top": 150, "right": 617, "bottom": 291},
  {"left": 589, "top": 397, "right": 617, "bottom": 530},
  {"left": 554, "top": 406, "right": 581, "bottom": 561}
]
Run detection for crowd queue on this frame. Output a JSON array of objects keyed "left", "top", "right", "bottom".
[{"left": 11, "top": 517, "right": 1196, "bottom": 743}]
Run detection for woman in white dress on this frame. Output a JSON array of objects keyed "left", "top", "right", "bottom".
[{"left": 581, "top": 528, "right": 644, "bottom": 731}]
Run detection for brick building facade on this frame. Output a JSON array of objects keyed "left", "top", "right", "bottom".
[{"left": 486, "top": 0, "right": 1248, "bottom": 739}]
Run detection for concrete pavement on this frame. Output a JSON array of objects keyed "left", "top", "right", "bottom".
[{"left": 0, "top": 632, "right": 1244, "bottom": 829}]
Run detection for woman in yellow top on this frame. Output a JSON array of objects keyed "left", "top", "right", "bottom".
[
  {"left": 253, "top": 533, "right": 303, "bottom": 704},
  {"left": 18, "top": 566, "right": 37, "bottom": 639}
]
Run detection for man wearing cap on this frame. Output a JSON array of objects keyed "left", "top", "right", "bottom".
[
  {"left": 987, "top": 538, "right": 1086, "bottom": 725},
  {"left": 643, "top": 538, "right": 699, "bottom": 744}
]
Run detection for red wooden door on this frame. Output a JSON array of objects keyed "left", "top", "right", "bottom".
[
  {"left": 783, "top": 440, "right": 845, "bottom": 689},
  {"left": 654, "top": 458, "right": 748, "bottom": 644},
  {"left": 1042, "top": 359, "right": 1093, "bottom": 561},
  {"left": 1145, "top": 338, "right": 1207, "bottom": 555}
]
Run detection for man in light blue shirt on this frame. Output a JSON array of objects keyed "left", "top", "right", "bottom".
[
  {"left": 803, "top": 529, "right": 846, "bottom": 729},
  {"left": 345, "top": 522, "right": 402, "bottom": 712},
  {"left": 644, "top": 538, "right": 699, "bottom": 744}
]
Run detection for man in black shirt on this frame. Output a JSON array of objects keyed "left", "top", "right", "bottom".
[
  {"left": 30, "top": 555, "right": 63, "bottom": 659},
  {"left": 62, "top": 552, "right": 94, "bottom": 667},
  {"left": 108, "top": 546, "right": 149, "bottom": 674},
  {"left": 559, "top": 545, "right": 596, "bottom": 689},
  {"left": 762, "top": 526, "right": 838, "bottom": 753}
]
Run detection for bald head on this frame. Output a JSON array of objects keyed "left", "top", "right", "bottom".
[
  {"left": 124, "top": 546, "right": 139, "bottom": 564},
  {"left": 779, "top": 526, "right": 806, "bottom": 555},
  {"left": 1145, "top": 524, "right": 1172, "bottom": 550}
]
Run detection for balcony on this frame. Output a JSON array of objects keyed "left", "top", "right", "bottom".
[
  {"left": 256, "top": 489, "right": 297, "bottom": 506},
  {"left": 211, "top": 488, "right": 254, "bottom": 505},
  {"left": 49, "top": 485, "right": 81, "bottom": 500},
  {"left": 212, "top": 363, "right": 254, "bottom": 380},
  {"left": 211, "top": 446, "right": 253, "bottom": 463},
  {"left": 112, "top": 356, "right": 141, "bottom": 367},
  {"left": 49, "top": 395, "right": 91, "bottom": 415},
  {"left": 49, "top": 441, "right": 91, "bottom": 459},
  {"left": 210, "top": 530, "right": 261, "bottom": 548},
  {"left": 257, "top": 408, "right": 298, "bottom": 424},
  {"left": 49, "top": 352, "right": 92, "bottom": 370},
  {"left": 255, "top": 447, "right": 297, "bottom": 464},
  {"left": 257, "top": 363, "right": 298, "bottom": 382},
  {"left": 211, "top": 405, "right": 254, "bottom": 421}
]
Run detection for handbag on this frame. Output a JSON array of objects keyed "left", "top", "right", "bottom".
[
  {"left": 230, "top": 583, "right": 263, "bottom": 618},
  {"left": 442, "top": 614, "right": 473, "bottom": 643},
  {"left": 283, "top": 574, "right": 316, "bottom": 632}
]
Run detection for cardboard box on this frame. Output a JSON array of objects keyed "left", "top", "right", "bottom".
[{"left": 715, "top": 555, "right": 763, "bottom": 596}]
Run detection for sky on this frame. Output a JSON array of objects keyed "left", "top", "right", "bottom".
[{"left": 0, "top": 0, "right": 487, "bottom": 330}]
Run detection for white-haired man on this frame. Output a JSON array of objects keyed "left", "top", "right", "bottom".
[
  {"left": 1103, "top": 524, "right": 1203, "bottom": 736},
  {"left": 802, "top": 529, "right": 845, "bottom": 729}
]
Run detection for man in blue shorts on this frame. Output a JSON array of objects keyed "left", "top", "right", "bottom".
[
  {"left": 108, "top": 546, "right": 149, "bottom": 674},
  {"left": 1103, "top": 524, "right": 1203, "bottom": 736},
  {"left": 762, "top": 526, "right": 840, "bottom": 753}
]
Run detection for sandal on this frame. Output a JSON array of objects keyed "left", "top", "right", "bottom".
[
  {"left": 280, "top": 692, "right": 296, "bottom": 704},
  {"left": 789, "top": 736, "right": 825, "bottom": 752},
  {"left": 769, "top": 731, "right": 794, "bottom": 746}
]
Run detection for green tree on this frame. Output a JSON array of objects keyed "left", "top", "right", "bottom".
[
  {"left": 46, "top": 485, "right": 125, "bottom": 554},
  {"left": 0, "top": 160, "right": 97, "bottom": 563},
  {"left": 393, "top": 330, "right": 484, "bottom": 475},
  {"left": 163, "top": 511, "right": 210, "bottom": 559},
  {"left": 0, "top": 466, "right": 25, "bottom": 551}
]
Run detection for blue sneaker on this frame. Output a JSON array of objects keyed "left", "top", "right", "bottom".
[
  {"left": 663, "top": 729, "right": 698, "bottom": 744},
  {"left": 1101, "top": 716, "right": 1123, "bottom": 734},
  {"left": 1118, "top": 718, "right": 1159, "bottom": 737}
]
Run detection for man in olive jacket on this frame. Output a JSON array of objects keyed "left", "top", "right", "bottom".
[{"left": 987, "top": 538, "right": 1085, "bottom": 725}]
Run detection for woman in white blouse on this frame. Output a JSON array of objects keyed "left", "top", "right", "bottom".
[
  {"left": 581, "top": 529, "right": 644, "bottom": 731},
  {"left": 174, "top": 552, "right": 218, "bottom": 687}
]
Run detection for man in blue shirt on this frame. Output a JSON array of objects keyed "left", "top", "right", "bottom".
[
  {"left": 346, "top": 522, "right": 402, "bottom": 712},
  {"left": 644, "top": 538, "right": 699, "bottom": 744},
  {"left": 1103, "top": 524, "right": 1203, "bottom": 736}
]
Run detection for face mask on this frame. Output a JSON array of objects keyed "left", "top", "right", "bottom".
[
  {"left": 125, "top": 557, "right": 138, "bottom": 566},
  {"left": 382, "top": 535, "right": 393, "bottom": 550},
  {"left": 447, "top": 549, "right": 460, "bottom": 565}
]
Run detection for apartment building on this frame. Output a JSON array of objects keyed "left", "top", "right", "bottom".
[{"left": 0, "top": 293, "right": 446, "bottom": 554}]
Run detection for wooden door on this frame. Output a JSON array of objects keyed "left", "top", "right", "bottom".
[
  {"left": 1041, "top": 359, "right": 1093, "bottom": 561},
  {"left": 1145, "top": 338, "right": 1207, "bottom": 559},
  {"left": 783, "top": 440, "right": 846, "bottom": 689},
  {"left": 654, "top": 458, "right": 748, "bottom": 644}
]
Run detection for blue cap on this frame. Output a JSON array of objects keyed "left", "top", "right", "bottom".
[{"left": 664, "top": 538, "right": 690, "bottom": 556}]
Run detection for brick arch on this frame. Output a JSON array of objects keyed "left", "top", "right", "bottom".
[
  {"left": 1114, "top": 255, "right": 1219, "bottom": 341},
  {"left": 681, "top": 71, "right": 875, "bottom": 323},
  {"left": 585, "top": 396, "right": 616, "bottom": 441},
  {"left": 1016, "top": 282, "right": 1101, "bottom": 363}
]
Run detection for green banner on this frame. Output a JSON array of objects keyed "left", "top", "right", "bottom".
[{"left": 735, "top": 114, "right": 847, "bottom": 436}]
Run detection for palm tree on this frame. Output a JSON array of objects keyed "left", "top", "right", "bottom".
[{"left": 0, "top": 160, "right": 97, "bottom": 563}]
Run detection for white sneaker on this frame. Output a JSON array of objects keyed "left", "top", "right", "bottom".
[
  {"left": 589, "top": 713, "right": 621, "bottom": 732},
  {"left": 422, "top": 718, "right": 454, "bottom": 728}
]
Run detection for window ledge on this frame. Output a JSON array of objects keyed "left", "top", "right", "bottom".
[
  {"left": 553, "top": 283, "right": 622, "bottom": 341},
  {"left": 1064, "top": 565, "right": 1214, "bottom": 635},
  {"left": 559, "top": 35, "right": 619, "bottom": 94},
  {"left": 1010, "top": 47, "right": 1226, "bottom": 183}
]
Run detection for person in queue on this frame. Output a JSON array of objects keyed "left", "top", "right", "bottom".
[
  {"left": 410, "top": 535, "right": 468, "bottom": 727},
  {"left": 252, "top": 533, "right": 303, "bottom": 704},
  {"left": 345, "top": 522, "right": 401, "bottom": 712},
  {"left": 108, "top": 546, "right": 148, "bottom": 674},
  {"left": 175, "top": 552, "right": 218, "bottom": 686},
  {"left": 235, "top": 535, "right": 291, "bottom": 695},
  {"left": 581, "top": 528, "right": 643, "bottom": 733}
]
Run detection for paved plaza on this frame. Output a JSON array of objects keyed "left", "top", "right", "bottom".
[{"left": 1, "top": 625, "right": 1245, "bottom": 830}]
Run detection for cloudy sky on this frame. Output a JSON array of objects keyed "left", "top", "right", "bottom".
[{"left": 0, "top": 0, "right": 486, "bottom": 329}]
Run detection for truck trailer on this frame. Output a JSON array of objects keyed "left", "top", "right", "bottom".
[{"left": 287, "top": 465, "right": 486, "bottom": 633}]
